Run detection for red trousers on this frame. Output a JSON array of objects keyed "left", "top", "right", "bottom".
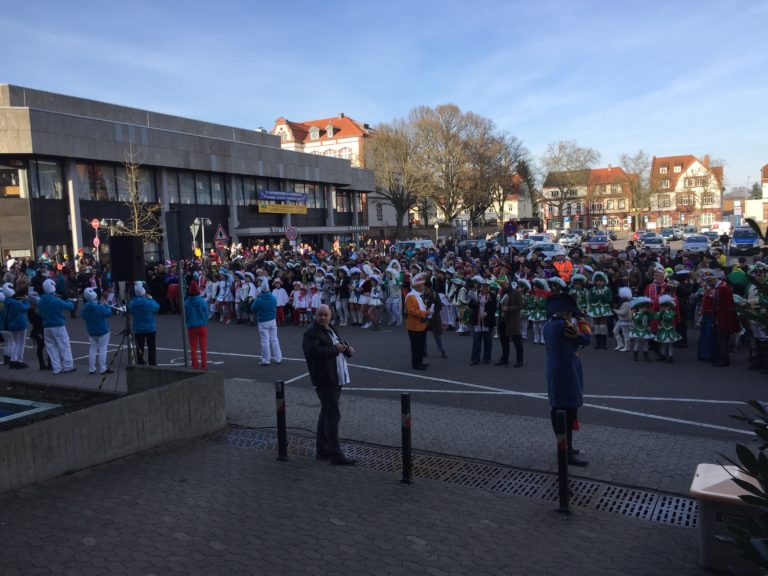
[
  {"left": 188, "top": 326, "right": 208, "bottom": 369},
  {"left": 276, "top": 306, "right": 285, "bottom": 325}
]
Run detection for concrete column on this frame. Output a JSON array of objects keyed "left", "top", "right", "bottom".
[
  {"left": 64, "top": 159, "right": 83, "bottom": 270},
  {"left": 352, "top": 192, "right": 360, "bottom": 245},
  {"left": 326, "top": 185, "right": 335, "bottom": 227},
  {"left": 158, "top": 169, "right": 171, "bottom": 262},
  {"left": 227, "top": 174, "right": 239, "bottom": 245}
]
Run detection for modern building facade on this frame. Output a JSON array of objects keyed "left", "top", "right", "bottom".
[{"left": 0, "top": 85, "right": 374, "bottom": 263}]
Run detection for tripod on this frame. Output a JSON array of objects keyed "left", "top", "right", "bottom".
[{"left": 98, "top": 301, "right": 137, "bottom": 390}]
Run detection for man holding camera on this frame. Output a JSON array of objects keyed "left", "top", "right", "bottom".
[{"left": 302, "top": 303, "right": 356, "bottom": 466}]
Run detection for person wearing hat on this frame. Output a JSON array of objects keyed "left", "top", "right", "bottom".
[
  {"left": 629, "top": 297, "right": 654, "bottom": 362},
  {"left": 656, "top": 295, "right": 681, "bottom": 363},
  {"left": 544, "top": 293, "right": 590, "bottom": 467},
  {"left": 129, "top": 282, "right": 161, "bottom": 366},
  {"left": 405, "top": 273, "right": 432, "bottom": 370},
  {"left": 38, "top": 278, "right": 76, "bottom": 374},
  {"left": 587, "top": 271, "right": 613, "bottom": 350},
  {"left": 184, "top": 281, "right": 209, "bottom": 370},
  {"left": 529, "top": 278, "right": 550, "bottom": 345},
  {"left": 612, "top": 287, "right": 633, "bottom": 352},
  {"left": 1, "top": 283, "right": 29, "bottom": 369},
  {"left": 271, "top": 277, "right": 289, "bottom": 326},
  {"left": 468, "top": 278, "right": 497, "bottom": 365},
  {"left": 25, "top": 288, "right": 50, "bottom": 370},
  {"left": 699, "top": 269, "right": 739, "bottom": 366},
  {"left": 553, "top": 253, "right": 573, "bottom": 283},
  {"left": 252, "top": 278, "right": 283, "bottom": 366},
  {"left": 81, "top": 287, "right": 113, "bottom": 375}
]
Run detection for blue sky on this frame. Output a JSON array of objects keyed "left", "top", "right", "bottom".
[{"left": 2, "top": 0, "right": 767, "bottom": 189}]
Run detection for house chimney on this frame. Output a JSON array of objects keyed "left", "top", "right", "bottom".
[
  {"left": 703, "top": 154, "right": 710, "bottom": 168},
  {"left": 338, "top": 113, "right": 345, "bottom": 119}
]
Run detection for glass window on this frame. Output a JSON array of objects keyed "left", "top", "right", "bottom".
[
  {"left": 232, "top": 176, "right": 244, "bottom": 206},
  {"left": 75, "top": 163, "right": 93, "bottom": 200},
  {"left": 179, "top": 172, "right": 195, "bottom": 204},
  {"left": 618, "top": 199, "right": 625, "bottom": 210},
  {"left": 35, "top": 160, "right": 63, "bottom": 200},
  {"left": 0, "top": 160, "right": 29, "bottom": 199},
  {"left": 243, "top": 177, "right": 257, "bottom": 206},
  {"left": 211, "top": 175, "right": 225, "bottom": 206},
  {"left": 376, "top": 203, "right": 383, "bottom": 220},
  {"left": 284, "top": 180, "right": 295, "bottom": 193},
  {"left": 93, "top": 164, "right": 117, "bottom": 201},
  {"left": 195, "top": 173, "right": 211, "bottom": 204},
  {"left": 166, "top": 170, "right": 180, "bottom": 204},
  {"left": 138, "top": 167, "right": 156, "bottom": 202},
  {"left": 116, "top": 166, "right": 132, "bottom": 201},
  {"left": 607, "top": 200, "right": 614, "bottom": 210}
]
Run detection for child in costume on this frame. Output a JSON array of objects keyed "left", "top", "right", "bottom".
[
  {"left": 271, "top": 278, "right": 289, "bottom": 325},
  {"left": 612, "top": 287, "right": 633, "bottom": 351},
  {"left": 569, "top": 274, "right": 589, "bottom": 317},
  {"left": 529, "top": 278, "right": 550, "bottom": 345},
  {"left": 587, "top": 271, "right": 613, "bottom": 350},
  {"left": 629, "top": 297, "right": 654, "bottom": 362},
  {"left": 655, "top": 294, "right": 681, "bottom": 363},
  {"left": 517, "top": 278, "right": 531, "bottom": 340}
]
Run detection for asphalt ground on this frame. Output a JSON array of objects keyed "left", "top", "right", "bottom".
[{"left": 54, "top": 308, "right": 764, "bottom": 443}]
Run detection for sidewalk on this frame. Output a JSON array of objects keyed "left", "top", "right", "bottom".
[{"left": 0, "top": 376, "right": 739, "bottom": 575}]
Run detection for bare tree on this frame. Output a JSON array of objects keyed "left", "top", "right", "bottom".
[
  {"left": 114, "top": 147, "right": 162, "bottom": 245},
  {"left": 366, "top": 119, "right": 429, "bottom": 240},
  {"left": 618, "top": 150, "right": 651, "bottom": 230},
  {"left": 412, "top": 104, "right": 470, "bottom": 223},
  {"left": 540, "top": 140, "right": 601, "bottom": 227}
]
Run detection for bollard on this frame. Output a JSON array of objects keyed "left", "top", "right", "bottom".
[
  {"left": 556, "top": 409, "right": 570, "bottom": 515},
  {"left": 275, "top": 380, "right": 289, "bottom": 462},
  {"left": 401, "top": 393, "right": 413, "bottom": 484}
]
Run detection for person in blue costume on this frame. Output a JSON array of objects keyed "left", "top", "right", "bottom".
[
  {"left": 2, "top": 282, "right": 30, "bottom": 368},
  {"left": 80, "top": 287, "right": 113, "bottom": 375},
  {"left": 129, "top": 282, "right": 161, "bottom": 366}
]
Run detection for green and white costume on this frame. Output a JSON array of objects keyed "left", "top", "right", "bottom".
[
  {"left": 629, "top": 309, "right": 654, "bottom": 340},
  {"left": 587, "top": 286, "right": 612, "bottom": 318},
  {"left": 655, "top": 308, "right": 681, "bottom": 343}
]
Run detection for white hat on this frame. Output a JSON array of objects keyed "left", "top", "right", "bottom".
[
  {"left": 6, "top": 259, "right": 16, "bottom": 270},
  {"left": 549, "top": 277, "right": 567, "bottom": 288},
  {"left": 412, "top": 273, "right": 428, "bottom": 287},
  {"left": 659, "top": 294, "right": 676, "bottom": 306},
  {"left": 135, "top": 282, "right": 146, "bottom": 297},
  {"left": 2, "top": 283, "right": 14, "bottom": 298},
  {"left": 83, "top": 287, "right": 97, "bottom": 302},
  {"left": 618, "top": 287, "right": 632, "bottom": 300},
  {"left": 43, "top": 278, "right": 56, "bottom": 294}
]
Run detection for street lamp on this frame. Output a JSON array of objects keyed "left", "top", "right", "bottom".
[
  {"left": 99, "top": 218, "right": 124, "bottom": 234},
  {"left": 194, "top": 217, "right": 212, "bottom": 256},
  {"left": 434, "top": 222, "right": 439, "bottom": 244}
]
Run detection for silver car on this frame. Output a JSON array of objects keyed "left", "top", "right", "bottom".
[
  {"left": 559, "top": 233, "right": 581, "bottom": 248},
  {"left": 681, "top": 235, "right": 710, "bottom": 253}
]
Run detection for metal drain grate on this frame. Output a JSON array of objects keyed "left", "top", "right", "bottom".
[{"left": 212, "top": 428, "right": 698, "bottom": 528}]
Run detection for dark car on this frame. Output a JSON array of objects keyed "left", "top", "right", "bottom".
[
  {"left": 584, "top": 234, "right": 613, "bottom": 253},
  {"left": 701, "top": 231, "right": 722, "bottom": 248},
  {"left": 607, "top": 230, "right": 618, "bottom": 241}
]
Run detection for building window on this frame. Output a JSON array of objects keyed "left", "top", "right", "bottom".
[
  {"left": 244, "top": 177, "right": 258, "bottom": 206},
  {"left": 339, "top": 147, "right": 352, "bottom": 160},
  {"left": 376, "top": 203, "right": 383, "bottom": 221},
  {"left": 658, "top": 195, "right": 671, "bottom": 208},
  {"left": 323, "top": 149, "right": 338, "bottom": 157},
  {"left": 607, "top": 200, "right": 614, "bottom": 210},
  {"left": 594, "top": 185, "right": 601, "bottom": 195},
  {"left": 702, "top": 192, "right": 715, "bottom": 205},
  {"left": 611, "top": 184, "right": 618, "bottom": 194},
  {"left": 232, "top": 176, "right": 244, "bottom": 206},
  {"left": 32, "top": 160, "right": 63, "bottom": 200},
  {"left": 326, "top": 123, "right": 334, "bottom": 138},
  {"left": 589, "top": 202, "right": 603, "bottom": 212},
  {"left": 618, "top": 199, "right": 625, "bottom": 210},
  {"left": 679, "top": 195, "right": 690, "bottom": 206},
  {"left": 660, "top": 214, "right": 672, "bottom": 227},
  {"left": 179, "top": 172, "right": 196, "bottom": 204},
  {"left": 574, "top": 202, "right": 581, "bottom": 213},
  {"left": 0, "top": 160, "right": 30, "bottom": 199},
  {"left": 280, "top": 131, "right": 288, "bottom": 142},
  {"left": 661, "top": 179, "right": 670, "bottom": 189},
  {"left": 166, "top": 170, "right": 180, "bottom": 204},
  {"left": 309, "top": 126, "right": 320, "bottom": 140},
  {"left": 195, "top": 173, "right": 211, "bottom": 205},
  {"left": 673, "top": 164, "right": 682, "bottom": 173},
  {"left": 211, "top": 174, "right": 226, "bottom": 206},
  {"left": 659, "top": 166, "right": 668, "bottom": 174}
]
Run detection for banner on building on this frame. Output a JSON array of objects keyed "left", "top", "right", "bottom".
[{"left": 257, "top": 190, "right": 308, "bottom": 214}]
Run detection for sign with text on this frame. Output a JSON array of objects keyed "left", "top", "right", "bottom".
[{"left": 257, "top": 190, "right": 308, "bottom": 214}]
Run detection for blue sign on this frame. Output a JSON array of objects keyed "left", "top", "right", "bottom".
[
  {"left": 503, "top": 220, "right": 518, "bottom": 235},
  {"left": 563, "top": 217, "right": 570, "bottom": 223},
  {"left": 258, "top": 190, "right": 307, "bottom": 203}
]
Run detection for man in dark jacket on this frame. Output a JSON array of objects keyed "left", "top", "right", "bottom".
[
  {"left": 467, "top": 279, "right": 496, "bottom": 365},
  {"left": 302, "top": 304, "right": 356, "bottom": 465}
]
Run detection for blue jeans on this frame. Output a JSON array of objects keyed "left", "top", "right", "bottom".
[{"left": 471, "top": 330, "right": 492, "bottom": 363}]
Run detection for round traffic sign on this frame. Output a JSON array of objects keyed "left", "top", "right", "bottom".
[
  {"left": 503, "top": 220, "right": 518, "bottom": 235},
  {"left": 93, "top": 236, "right": 100, "bottom": 248},
  {"left": 91, "top": 218, "right": 100, "bottom": 230},
  {"left": 285, "top": 226, "right": 298, "bottom": 241}
]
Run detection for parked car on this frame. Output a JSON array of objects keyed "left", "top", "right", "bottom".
[
  {"left": 516, "top": 229, "right": 537, "bottom": 240},
  {"left": 607, "top": 230, "right": 618, "bottom": 241},
  {"left": 527, "top": 234, "right": 550, "bottom": 244},
  {"left": 661, "top": 227, "right": 677, "bottom": 241},
  {"left": 458, "top": 238, "right": 495, "bottom": 255},
  {"left": 701, "top": 231, "right": 722, "bottom": 248},
  {"left": 681, "top": 235, "right": 711, "bottom": 253},
  {"left": 729, "top": 227, "right": 760, "bottom": 255},
  {"left": 571, "top": 229, "right": 587, "bottom": 240},
  {"left": 392, "top": 239, "right": 434, "bottom": 255},
  {"left": 642, "top": 236, "right": 668, "bottom": 254},
  {"left": 672, "top": 227, "right": 684, "bottom": 240},
  {"left": 637, "top": 233, "right": 661, "bottom": 246},
  {"left": 558, "top": 233, "right": 581, "bottom": 248},
  {"left": 584, "top": 234, "right": 613, "bottom": 253},
  {"left": 682, "top": 226, "right": 699, "bottom": 240},
  {"left": 528, "top": 242, "right": 566, "bottom": 260},
  {"left": 508, "top": 239, "right": 534, "bottom": 254},
  {"left": 632, "top": 229, "right": 648, "bottom": 242}
]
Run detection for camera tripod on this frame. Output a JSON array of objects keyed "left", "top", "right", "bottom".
[{"left": 98, "top": 301, "right": 137, "bottom": 390}]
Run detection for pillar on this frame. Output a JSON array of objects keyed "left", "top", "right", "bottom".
[
  {"left": 158, "top": 169, "right": 171, "bottom": 262},
  {"left": 64, "top": 159, "right": 83, "bottom": 270},
  {"left": 227, "top": 174, "right": 239, "bottom": 245}
]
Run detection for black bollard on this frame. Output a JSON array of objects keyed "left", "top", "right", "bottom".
[
  {"left": 275, "top": 380, "right": 288, "bottom": 462},
  {"left": 556, "top": 409, "right": 570, "bottom": 515},
  {"left": 401, "top": 393, "right": 413, "bottom": 484}
]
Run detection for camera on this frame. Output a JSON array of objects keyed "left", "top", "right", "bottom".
[{"left": 341, "top": 340, "right": 353, "bottom": 358}]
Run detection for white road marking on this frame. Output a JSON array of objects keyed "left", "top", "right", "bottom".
[
  {"left": 582, "top": 403, "right": 751, "bottom": 435},
  {"left": 284, "top": 372, "right": 309, "bottom": 384}
]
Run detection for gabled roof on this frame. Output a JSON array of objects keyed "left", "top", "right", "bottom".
[
  {"left": 761, "top": 163, "right": 768, "bottom": 180},
  {"left": 543, "top": 169, "right": 591, "bottom": 188},
  {"left": 273, "top": 115, "right": 372, "bottom": 144},
  {"left": 588, "top": 166, "right": 630, "bottom": 186},
  {"left": 651, "top": 154, "right": 723, "bottom": 190}
]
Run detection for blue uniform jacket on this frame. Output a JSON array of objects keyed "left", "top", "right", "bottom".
[
  {"left": 81, "top": 302, "right": 112, "bottom": 337},
  {"left": 3, "top": 297, "right": 30, "bottom": 331},
  {"left": 38, "top": 294, "right": 74, "bottom": 328},
  {"left": 251, "top": 292, "right": 277, "bottom": 323},
  {"left": 544, "top": 317, "right": 589, "bottom": 409},
  {"left": 184, "top": 296, "right": 208, "bottom": 328},
  {"left": 129, "top": 296, "right": 160, "bottom": 334}
]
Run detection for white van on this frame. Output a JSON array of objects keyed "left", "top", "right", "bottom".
[{"left": 392, "top": 239, "right": 434, "bottom": 254}]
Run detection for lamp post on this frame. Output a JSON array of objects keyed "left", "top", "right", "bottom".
[
  {"left": 98, "top": 218, "right": 124, "bottom": 264},
  {"left": 433, "top": 222, "right": 439, "bottom": 244},
  {"left": 194, "top": 217, "right": 212, "bottom": 258}
]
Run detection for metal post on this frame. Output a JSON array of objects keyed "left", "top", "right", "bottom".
[
  {"left": 401, "top": 393, "right": 413, "bottom": 484},
  {"left": 201, "top": 223, "right": 206, "bottom": 258},
  {"left": 174, "top": 209, "right": 189, "bottom": 367},
  {"left": 275, "top": 380, "right": 289, "bottom": 462},
  {"left": 556, "top": 409, "right": 570, "bottom": 515}
]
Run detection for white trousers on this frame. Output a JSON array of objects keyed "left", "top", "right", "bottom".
[
  {"left": 5, "top": 329, "right": 26, "bottom": 362},
  {"left": 386, "top": 298, "right": 402, "bottom": 326},
  {"left": 89, "top": 333, "right": 110, "bottom": 373},
  {"left": 258, "top": 319, "right": 283, "bottom": 364},
  {"left": 44, "top": 325, "right": 74, "bottom": 374}
]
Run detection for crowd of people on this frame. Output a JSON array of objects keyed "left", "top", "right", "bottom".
[{"left": 1, "top": 234, "right": 766, "bottom": 375}]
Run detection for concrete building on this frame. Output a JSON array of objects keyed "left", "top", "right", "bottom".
[
  {"left": 648, "top": 154, "right": 724, "bottom": 229},
  {"left": 0, "top": 85, "right": 374, "bottom": 262}
]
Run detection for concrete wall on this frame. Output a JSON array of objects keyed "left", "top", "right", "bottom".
[{"left": 0, "top": 368, "right": 226, "bottom": 494}]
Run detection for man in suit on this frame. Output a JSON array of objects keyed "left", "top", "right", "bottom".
[{"left": 302, "top": 304, "right": 356, "bottom": 465}]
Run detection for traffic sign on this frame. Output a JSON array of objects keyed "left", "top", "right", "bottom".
[
  {"left": 285, "top": 226, "right": 298, "bottom": 241},
  {"left": 563, "top": 216, "right": 571, "bottom": 223},
  {"left": 190, "top": 223, "right": 200, "bottom": 239},
  {"left": 601, "top": 215, "right": 608, "bottom": 223},
  {"left": 215, "top": 239, "right": 227, "bottom": 250},
  {"left": 93, "top": 236, "right": 100, "bottom": 248},
  {"left": 214, "top": 224, "right": 229, "bottom": 242},
  {"left": 91, "top": 218, "right": 100, "bottom": 230},
  {"left": 503, "top": 220, "right": 518, "bottom": 235}
]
